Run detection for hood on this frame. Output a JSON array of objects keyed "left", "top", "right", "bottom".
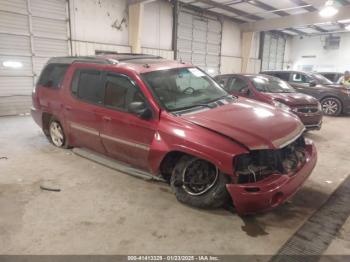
[
  {"left": 322, "top": 83, "right": 349, "bottom": 89},
  {"left": 181, "top": 98, "right": 305, "bottom": 150},
  {"left": 267, "top": 92, "right": 319, "bottom": 106}
]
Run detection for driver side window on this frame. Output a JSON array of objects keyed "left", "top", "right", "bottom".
[
  {"left": 291, "top": 73, "right": 310, "bottom": 84},
  {"left": 227, "top": 77, "right": 249, "bottom": 93},
  {"left": 104, "top": 73, "right": 145, "bottom": 111}
]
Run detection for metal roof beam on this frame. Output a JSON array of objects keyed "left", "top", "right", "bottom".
[
  {"left": 289, "top": 0, "right": 318, "bottom": 12},
  {"left": 248, "top": 0, "right": 289, "bottom": 16},
  {"left": 241, "top": 4, "right": 350, "bottom": 32},
  {"left": 286, "top": 27, "right": 307, "bottom": 35},
  {"left": 180, "top": 2, "right": 247, "bottom": 24},
  {"left": 196, "top": 0, "right": 263, "bottom": 20},
  {"left": 310, "top": 25, "right": 329, "bottom": 32}
]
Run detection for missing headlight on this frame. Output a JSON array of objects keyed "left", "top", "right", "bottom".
[{"left": 235, "top": 136, "right": 306, "bottom": 184}]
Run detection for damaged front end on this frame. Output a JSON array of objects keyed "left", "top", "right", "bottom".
[{"left": 226, "top": 136, "right": 317, "bottom": 215}]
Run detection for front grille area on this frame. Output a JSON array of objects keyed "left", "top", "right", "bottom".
[
  {"left": 235, "top": 136, "right": 306, "bottom": 184},
  {"left": 296, "top": 106, "right": 319, "bottom": 114}
]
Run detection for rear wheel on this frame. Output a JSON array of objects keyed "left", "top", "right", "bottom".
[
  {"left": 170, "top": 155, "right": 230, "bottom": 209},
  {"left": 49, "top": 120, "right": 68, "bottom": 148},
  {"left": 321, "top": 97, "right": 342, "bottom": 116}
]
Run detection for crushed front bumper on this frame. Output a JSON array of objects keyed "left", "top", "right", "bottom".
[{"left": 226, "top": 141, "right": 317, "bottom": 215}]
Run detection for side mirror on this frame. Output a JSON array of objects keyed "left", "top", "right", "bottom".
[
  {"left": 309, "top": 80, "right": 317, "bottom": 87},
  {"left": 128, "top": 101, "right": 153, "bottom": 120}
]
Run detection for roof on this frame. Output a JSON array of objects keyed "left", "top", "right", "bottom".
[{"left": 47, "top": 54, "right": 193, "bottom": 74}]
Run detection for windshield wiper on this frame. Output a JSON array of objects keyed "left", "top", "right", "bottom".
[
  {"left": 171, "top": 103, "right": 216, "bottom": 112},
  {"left": 170, "top": 95, "right": 235, "bottom": 112}
]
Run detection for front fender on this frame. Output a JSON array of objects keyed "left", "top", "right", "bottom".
[{"left": 148, "top": 130, "right": 248, "bottom": 176}]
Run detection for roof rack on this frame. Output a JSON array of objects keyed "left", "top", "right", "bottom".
[
  {"left": 48, "top": 54, "right": 163, "bottom": 65},
  {"left": 105, "top": 53, "right": 163, "bottom": 62},
  {"left": 48, "top": 56, "right": 112, "bottom": 65}
]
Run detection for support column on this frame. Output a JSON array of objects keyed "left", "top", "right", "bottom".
[
  {"left": 241, "top": 32, "right": 254, "bottom": 73},
  {"left": 128, "top": 2, "right": 144, "bottom": 53}
]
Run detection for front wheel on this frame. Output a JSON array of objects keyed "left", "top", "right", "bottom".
[
  {"left": 170, "top": 155, "right": 230, "bottom": 209},
  {"left": 321, "top": 97, "right": 342, "bottom": 116}
]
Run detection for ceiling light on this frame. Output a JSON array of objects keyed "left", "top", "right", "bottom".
[
  {"left": 319, "top": 0, "right": 338, "bottom": 18},
  {"left": 345, "top": 24, "right": 350, "bottom": 31},
  {"left": 2, "top": 60, "right": 23, "bottom": 68}
]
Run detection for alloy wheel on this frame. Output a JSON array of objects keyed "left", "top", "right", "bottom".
[
  {"left": 49, "top": 121, "right": 64, "bottom": 147},
  {"left": 321, "top": 98, "right": 340, "bottom": 115}
]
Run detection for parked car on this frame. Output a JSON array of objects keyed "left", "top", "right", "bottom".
[
  {"left": 261, "top": 70, "right": 350, "bottom": 116},
  {"left": 32, "top": 54, "right": 317, "bottom": 215},
  {"left": 318, "top": 72, "right": 343, "bottom": 84},
  {"left": 215, "top": 74, "right": 323, "bottom": 131}
]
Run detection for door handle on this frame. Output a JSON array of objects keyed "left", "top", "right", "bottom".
[
  {"left": 103, "top": 116, "right": 111, "bottom": 122},
  {"left": 65, "top": 106, "right": 72, "bottom": 111}
]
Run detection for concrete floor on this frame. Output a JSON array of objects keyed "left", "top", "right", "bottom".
[{"left": 0, "top": 115, "right": 349, "bottom": 255}]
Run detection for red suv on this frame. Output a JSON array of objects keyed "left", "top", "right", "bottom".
[
  {"left": 31, "top": 54, "right": 317, "bottom": 215},
  {"left": 215, "top": 74, "right": 323, "bottom": 131}
]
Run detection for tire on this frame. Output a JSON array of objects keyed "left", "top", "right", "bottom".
[
  {"left": 170, "top": 155, "right": 230, "bottom": 209},
  {"left": 48, "top": 119, "right": 69, "bottom": 148},
  {"left": 321, "top": 97, "right": 342, "bottom": 116}
]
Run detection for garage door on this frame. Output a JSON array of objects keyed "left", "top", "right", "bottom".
[
  {"left": 176, "top": 8, "right": 222, "bottom": 76},
  {"left": 261, "top": 32, "right": 286, "bottom": 71},
  {"left": 0, "top": 0, "right": 70, "bottom": 116}
]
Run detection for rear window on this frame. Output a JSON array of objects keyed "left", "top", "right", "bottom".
[
  {"left": 72, "top": 70, "right": 104, "bottom": 104},
  {"left": 38, "top": 63, "right": 69, "bottom": 88}
]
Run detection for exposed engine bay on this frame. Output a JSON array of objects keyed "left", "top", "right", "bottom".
[{"left": 235, "top": 136, "right": 306, "bottom": 184}]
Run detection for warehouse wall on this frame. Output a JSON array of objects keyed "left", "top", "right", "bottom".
[
  {"left": 283, "top": 35, "right": 293, "bottom": 69},
  {"left": 69, "top": 0, "right": 131, "bottom": 55},
  {"left": 141, "top": 0, "right": 174, "bottom": 59},
  {"left": 65, "top": 0, "right": 257, "bottom": 72},
  {"left": 220, "top": 19, "right": 242, "bottom": 74},
  {"left": 290, "top": 32, "right": 350, "bottom": 72},
  {"left": 220, "top": 19, "right": 261, "bottom": 74}
]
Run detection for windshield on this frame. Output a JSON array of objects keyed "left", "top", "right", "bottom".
[
  {"left": 311, "top": 73, "right": 333, "bottom": 85},
  {"left": 250, "top": 75, "right": 295, "bottom": 93},
  {"left": 142, "top": 67, "right": 228, "bottom": 111}
]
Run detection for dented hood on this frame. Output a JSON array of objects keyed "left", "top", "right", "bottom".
[
  {"left": 267, "top": 92, "right": 319, "bottom": 106},
  {"left": 181, "top": 98, "right": 305, "bottom": 150}
]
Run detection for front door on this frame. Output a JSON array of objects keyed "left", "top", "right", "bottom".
[
  {"left": 226, "top": 76, "right": 252, "bottom": 98},
  {"left": 97, "top": 72, "right": 157, "bottom": 171},
  {"left": 289, "top": 72, "right": 314, "bottom": 96}
]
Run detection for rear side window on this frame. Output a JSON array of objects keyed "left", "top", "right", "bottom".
[
  {"left": 38, "top": 64, "right": 69, "bottom": 88},
  {"left": 72, "top": 70, "right": 104, "bottom": 104}
]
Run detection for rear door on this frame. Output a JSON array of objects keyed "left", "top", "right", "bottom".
[
  {"left": 97, "top": 71, "right": 157, "bottom": 171},
  {"left": 64, "top": 67, "right": 106, "bottom": 154}
]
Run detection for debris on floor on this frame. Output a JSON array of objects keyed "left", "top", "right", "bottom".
[{"left": 40, "top": 180, "right": 61, "bottom": 192}]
